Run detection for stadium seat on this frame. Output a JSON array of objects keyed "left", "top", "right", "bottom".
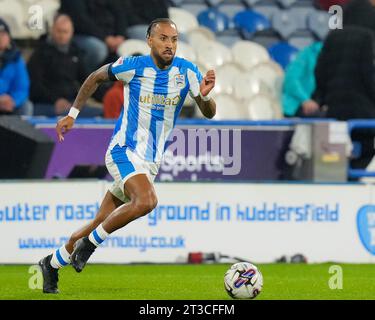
[
  {"left": 213, "top": 94, "right": 247, "bottom": 120},
  {"left": 0, "top": 0, "right": 28, "bottom": 39},
  {"left": 289, "top": 6, "right": 315, "bottom": 30},
  {"left": 242, "top": 0, "right": 263, "bottom": 6},
  {"left": 216, "top": 29, "right": 242, "bottom": 47},
  {"left": 252, "top": 4, "right": 281, "bottom": 21},
  {"left": 246, "top": 93, "right": 283, "bottom": 120},
  {"left": 277, "top": 0, "right": 297, "bottom": 8},
  {"left": 196, "top": 40, "right": 232, "bottom": 69},
  {"left": 251, "top": 29, "right": 282, "bottom": 48},
  {"left": 234, "top": 72, "right": 271, "bottom": 101},
  {"left": 205, "top": 0, "right": 224, "bottom": 6},
  {"left": 127, "top": 24, "right": 148, "bottom": 40},
  {"left": 34, "top": 0, "right": 60, "bottom": 29},
  {"left": 249, "top": 61, "right": 284, "bottom": 99},
  {"left": 212, "top": 63, "right": 242, "bottom": 96},
  {"left": 217, "top": 2, "right": 247, "bottom": 19},
  {"left": 168, "top": 7, "right": 199, "bottom": 33},
  {"left": 197, "top": 8, "right": 231, "bottom": 33},
  {"left": 186, "top": 26, "right": 216, "bottom": 48},
  {"left": 231, "top": 40, "right": 270, "bottom": 70},
  {"left": 233, "top": 10, "right": 271, "bottom": 38},
  {"left": 195, "top": 61, "right": 209, "bottom": 77},
  {"left": 288, "top": 30, "right": 316, "bottom": 49},
  {"left": 168, "top": 0, "right": 185, "bottom": 6},
  {"left": 268, "top": 41, "right": 299, "bottom": 69},
  {"left": 307, "top": 10, "right": 330, "bottom": 40},
  {"left": 176, "top": 41, "right": 197, "bottom": 61},
  {"left": 271, "top": 10, "right": 298, "bottom": 39},
  {"left": 117, "top": 39, "right": 149, "bottom": 57}
]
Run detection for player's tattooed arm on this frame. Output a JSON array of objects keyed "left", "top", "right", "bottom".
[
  {"left": 194, "top": 70, "right": 216, "bottom": 119},
  {"left": 195, "top": 95, "right": 216, "bottom": 119},
  {"left": 56, "top": 64, "right": 113, "bottom": 142},
  {"left": 71, "top": 64, "right": 112, "bottom": 111}
]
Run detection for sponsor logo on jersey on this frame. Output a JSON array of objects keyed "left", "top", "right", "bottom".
[{"left": 139, "top": 94, "right": 181, "bottom": 107}]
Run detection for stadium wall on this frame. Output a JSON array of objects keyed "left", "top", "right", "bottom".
[{"left": 0, "top": 180, "right": 374, "bottom": 264}]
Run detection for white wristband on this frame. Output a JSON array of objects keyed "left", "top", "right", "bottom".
[
  {"left": 199, "top": 92, "right": 211, "bottom": 102},
  {"left": 68, "top": 107, "right": 80, "bottom": 119}
]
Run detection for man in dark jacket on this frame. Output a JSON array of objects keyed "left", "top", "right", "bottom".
[
  {"left": 343, "top": 0, "right": 375, "bottom": 31},
  {"left": 0, "top": 18, "right": 30, "bottom": 115},
  {"left": 314, "top": 26, "right": 375, "bottom": 119},
  {"left": 313, "top": 26, "right": 375, "bottom": 169},
  {"left": 28, "top": 14, "right": 102, "bottom": 117},
  {"left": 59, "top": 0, "right": 128, "bottom": 71}
]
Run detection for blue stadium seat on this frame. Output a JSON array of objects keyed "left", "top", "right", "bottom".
[
  {"left": 307, "top": 10, "right": 330, "bottom": 40},
  {"left": 268, "top": 41, "right": 299, "bottom": 69},
  {"left": 197, "top": 8, "right": 231, "bottom": 33},
  {"left": 271, "top": 10, "right": 298, "bottom": 39},
  {"left": 233, "top": 10, "right": 271, "bottom": 38},
  {"left": 216, "top": 29, "right": 243, "bottom": 47}
]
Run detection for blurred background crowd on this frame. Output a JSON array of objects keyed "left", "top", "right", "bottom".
[{"left": 0, "top": 0, "right": 375, "bottom": 123}]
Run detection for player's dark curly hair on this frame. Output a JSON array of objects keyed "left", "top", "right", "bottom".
[{"left": 146, "top": 18, "right": 177, "bottom": 38}]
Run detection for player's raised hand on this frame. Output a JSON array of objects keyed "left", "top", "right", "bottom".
[
  {"left": 56, "top": 115, "right": 75, "bottom": 142},
  {"left": 200, "top": 70, "right": 216, "bottom": 97}
]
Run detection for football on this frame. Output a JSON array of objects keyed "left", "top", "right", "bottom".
[{"left": 224, "top": 262, "right": 263, "bottom": 299}]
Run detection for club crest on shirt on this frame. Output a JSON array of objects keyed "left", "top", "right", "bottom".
[{"left": 174, "top": 74, "right": 185, "bottom": 88}]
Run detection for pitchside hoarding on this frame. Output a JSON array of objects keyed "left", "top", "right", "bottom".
[
  {"left": 0, "top": 181, "right": 374, "bottom": 264},
  {"left": 36, "top": 123, "right": 293, "bottom": 181}
]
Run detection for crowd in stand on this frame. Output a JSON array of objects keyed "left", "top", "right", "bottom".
[
  {"left": 0, "top": 0, "right": 169, "bottom": 117},
  {"left": 1, "top": 0, "right": 375, "bottom": 125}
]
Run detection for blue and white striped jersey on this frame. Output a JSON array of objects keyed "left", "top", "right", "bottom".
[{"left": 108, "top": 54, "right": 203, "bottom": 163}]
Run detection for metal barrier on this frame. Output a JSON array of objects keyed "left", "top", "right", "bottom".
[
  {"left": 348, "top": 120, "right": 375, "bottom": 179},
  {"left": 27, "top": 117, "right": 374, "bottom": 180}
]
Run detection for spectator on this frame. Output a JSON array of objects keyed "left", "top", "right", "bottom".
[
  {"left": 126, "top": 0, "right": 169, "bottom": 40},
  {"left": 59, "top": 0, "right": 128, "bottom": 71},
  {"left": 0, "top": 18, "right": 31, "bottom": 115},
  {"left": 343, "top": 0, "right": 375, "bottom": 31},
  {"left": 103, "top": 81, "right": 123, "bottom": 119},
  {"left": 282, "top": 42, "right": 323, "bottom": 117},
  {"left": 313, "top": 26, "right": 375, "bottom": 168},
  {"left": 313, "top": 27, "right": 375, "bottom": 119},
  {"left": 28, "top": 14, "right": 102, "bottom": 117},
  {"left": 102, "top": 52, "right": 143, "bottom": 119}
]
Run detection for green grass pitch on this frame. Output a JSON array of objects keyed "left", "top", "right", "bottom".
[{"left": 0, "top": 263, "right": 374, "bottom": 300}]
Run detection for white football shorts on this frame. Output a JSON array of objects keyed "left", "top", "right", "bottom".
[{"left": 105, "top": 144, "right": 160, "bottom": 203}]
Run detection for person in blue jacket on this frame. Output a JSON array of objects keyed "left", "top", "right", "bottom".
[
  {"left": 282, "top": 42, "right": 323, "bottom": 117},
  {"left": 0, "top": 18, "right": 30, "bottom": 115}
]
